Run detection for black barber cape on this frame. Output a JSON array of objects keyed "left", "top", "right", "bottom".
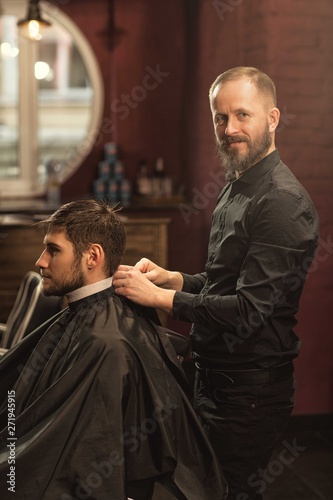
[{"left": 0, "top": 287, "right": 226, "bottom": 499}]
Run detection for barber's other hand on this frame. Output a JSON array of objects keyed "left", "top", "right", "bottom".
[
  {"left": 113, "top": 265, "right": 176, "bottom": 313},
  {"left": 134, "top": 258, "right": 169, "bottom": 287},
  {"left": 134, "top": 258, "right": 184, "bottom": 291}
]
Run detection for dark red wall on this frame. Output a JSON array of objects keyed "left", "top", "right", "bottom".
[{"left": 53, "top": 0, "right": 333, "bottom": 415}]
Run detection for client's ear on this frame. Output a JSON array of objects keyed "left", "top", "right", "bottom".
[{"left": 85, "top": 244, "right": 104, "bottom": 270}]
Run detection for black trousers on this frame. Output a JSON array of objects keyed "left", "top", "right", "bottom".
[{"left": 194, "top": 367, "right": 295, "bottom": 500}]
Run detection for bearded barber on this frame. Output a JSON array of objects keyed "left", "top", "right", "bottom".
[{"left": 114, "top": 67, "right": 319, "bottom": 499}]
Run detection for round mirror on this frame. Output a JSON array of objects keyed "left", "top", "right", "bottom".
[{"left": 0, "top": 0, "right": 104, "bottom": 198}]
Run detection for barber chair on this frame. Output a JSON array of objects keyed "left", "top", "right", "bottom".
[{"left": 0, "top": 271, "right": 62, "bottom": 355}]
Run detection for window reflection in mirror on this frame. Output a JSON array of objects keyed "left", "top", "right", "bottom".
[
  {"left": 37, "top": 21, "right": 92, "bottom": 185},
  {"left": 0, "top": 15, "right": 20, "bottom": 179},
  {"left": 0, "top": 0, "right": 104, "bottom": 198}
]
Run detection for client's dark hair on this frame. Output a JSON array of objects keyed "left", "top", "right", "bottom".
[{"left": 36, "top": 199, "right": 126, "bottom": 276}]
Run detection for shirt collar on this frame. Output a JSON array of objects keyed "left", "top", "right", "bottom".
[
  {"left": 233, "top": 149, "right": 280, "bottom": 186},
  {"left": 66, "top": 277, "right": 113, "bottom": 303}
]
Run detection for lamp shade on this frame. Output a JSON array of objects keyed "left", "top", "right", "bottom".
[{"left": 17, "top": 0, "right": 51, "bottom": 40}]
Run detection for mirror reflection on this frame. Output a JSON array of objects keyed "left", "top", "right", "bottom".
[
  {"left": 0, "top": 14, "right": 19, "bottom": 179},
  {"left": 37, "top": 21, "right": 92, "bottom": 184},
  {"left": 0, "top": 1, "right": 103, "bottom": 197}
]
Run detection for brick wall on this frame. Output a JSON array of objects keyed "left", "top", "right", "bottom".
[
  {"left": 57, "top": 0, "right": 333, "bottom": 414},
  {"left": 200, "top": 0, "right": 333, "bottom": 414},
  {"left": 244, "top": 0, "right": 333, "bottom": 414}
]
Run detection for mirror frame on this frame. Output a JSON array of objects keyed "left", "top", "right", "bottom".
[{"left": 0, "top": 0, "right": 104, "bottom": 199}]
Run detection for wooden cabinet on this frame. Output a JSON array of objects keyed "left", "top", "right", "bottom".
[
  {"left": 0, "top": 217, "right": 169, "bottom": 322},
  {"left": 120, "top": 217, "right": 169, "bottom": 268}
]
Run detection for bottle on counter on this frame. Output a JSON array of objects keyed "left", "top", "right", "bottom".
[
  {"left": 46, "top": 160, "right": 62, "bottom": 207},
  {"left": 135, "top": 159, "right": 152, "bottom": 197},
  {"left": 151, "top": 157, "right": 172, "bottom": 198}
]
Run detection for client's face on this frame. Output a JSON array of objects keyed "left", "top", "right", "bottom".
[{"left": 35, "top": 231, "right": 85, "bottom": 296}]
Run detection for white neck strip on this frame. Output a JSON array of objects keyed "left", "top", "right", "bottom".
[{"left": 66, "top": 277, "right": 113, "bottom": 303}]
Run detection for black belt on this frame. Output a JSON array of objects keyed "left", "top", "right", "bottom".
[{"left": 195, "top": 361, "right": 294, "bottom": 387}]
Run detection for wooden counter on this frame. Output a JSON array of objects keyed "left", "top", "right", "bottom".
[{"left": 0, "top": 216, "right": 170, "bottom": 322}]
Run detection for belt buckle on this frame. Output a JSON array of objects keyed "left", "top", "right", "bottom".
[{"left": 208, "top": 369, "right": 235, "bottom": 388}]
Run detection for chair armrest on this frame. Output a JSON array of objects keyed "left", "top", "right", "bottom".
[{"left": 0, "top": 323, "right": 5, "bottom": 341}]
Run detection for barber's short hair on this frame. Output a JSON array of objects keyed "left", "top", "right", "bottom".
[
  {"left": 209, "top": 66, "right": 277, "bottom": 107},
  {"left": 36, "top": 199, "right": 126, "bottom": 276}
]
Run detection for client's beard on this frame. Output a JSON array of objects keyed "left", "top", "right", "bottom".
[
  {"left": 42, "top": 260, "right": 85, "bottom": 297},
  {"left": 216, "top": 127, "right": 272, "bottom": 181}
]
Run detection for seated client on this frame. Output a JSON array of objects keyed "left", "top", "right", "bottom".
[{"left": 0, "top": 199, "right": 226, "bottom": 500}]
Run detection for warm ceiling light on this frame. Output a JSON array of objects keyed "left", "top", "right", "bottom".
[{"left": 17, "top": 0, "right": 51, "bottom": 41}]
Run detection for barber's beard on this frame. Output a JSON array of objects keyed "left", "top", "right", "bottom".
[{"left": 217, "top": 126, "right": 272, "bottom": 181}]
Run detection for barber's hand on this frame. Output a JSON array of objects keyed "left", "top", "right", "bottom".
[
  {"left": 134, "top": 258, "right": 169, "bottom": 287},
  {"left": 134, "top": 258, "right": 184, "bottom": 291},
  {"left": 113, "top": 265, "right": 176, "bottom": 313},
  {"left": 113, "top": 265, "right": 158, "bottom": 304}
]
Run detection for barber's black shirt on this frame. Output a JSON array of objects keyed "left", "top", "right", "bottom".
[{"left": 173, "top": 150, "right": 319, "bottom": 368}]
